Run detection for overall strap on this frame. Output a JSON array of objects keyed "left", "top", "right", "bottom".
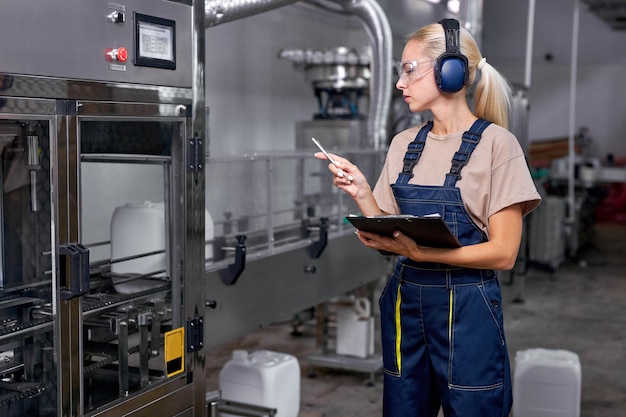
[
  {"left": 396, "top": 121, "right": 433, "bottom": 184},
  {"left": 443, "top": 118, "right": 492, "bottom": 187}
]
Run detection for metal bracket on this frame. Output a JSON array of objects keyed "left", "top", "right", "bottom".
[
  {"left": 306, "top": 217, "right": 329, "bottom": 259},
  {"left": 187, "top": 137, "right": 204, "bottom": 172},
  {"left": 59, "top": 243, "right": 90, "bottom": 300},
  {"left": 219, "top": 235, "right": 247, "bottom": 286},
  {"left": 186, "top": 317, "right": 204, "bottom": 352}
]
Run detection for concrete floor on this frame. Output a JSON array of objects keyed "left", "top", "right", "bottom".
[{"left": 205, "top": 222, "right": 626, "bottom": 417}]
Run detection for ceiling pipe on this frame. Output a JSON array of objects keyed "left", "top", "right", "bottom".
[
  {"left": 205, "top": 0, "right": 300, "bottom": 27},
  {"left": 205, "top": 0, "right": 393, "bottom": 149}
]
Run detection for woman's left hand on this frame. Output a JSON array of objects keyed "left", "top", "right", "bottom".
[{"left": 355, "top": 229, "right": 421, "bottom": 259}]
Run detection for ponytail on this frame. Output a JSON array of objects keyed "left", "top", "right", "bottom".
[
  {"left": 471, "top": 58, "right": 513, "bottom": 129},
  {"left": 459, "top": 28, "right": 513, "bottom": 129}
]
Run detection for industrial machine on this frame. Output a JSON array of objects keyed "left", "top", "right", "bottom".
[
  {"left": 0, "top": 1, "right": 206, "bottom": 416},
  {"left": 0, "top": 0, "right": 394, "bottom": 416}
]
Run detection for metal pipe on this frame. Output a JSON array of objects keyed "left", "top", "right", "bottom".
[
  {"left": 204, "top": 0, "right": 393, "bottom": 149},
  {"left": 524, "top": 0, "right": 536, "bottom": 88},
  {"left": 460, "top": 0, "right": 484, "bottom": 44},
  {"left": 205, "top": 0, "right": 300, "bottom": 27},
  {"left": 304, "top": 0, "right": 392, "bottom": 149},
  {"left": 567, "top": 0, "right": 580, "bottom": 229}
]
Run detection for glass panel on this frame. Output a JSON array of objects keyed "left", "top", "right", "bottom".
[
  {"left": 79, "top": 120, "right": 180, "bottom": 412},
  {"left": 206, "top": 157, "right": 271, "bottom": 263},
  {"left": 205, "top": 149, "right": 385, "bottom": 266},
  {"left": 0, "top": 119, "right": 55, "bottom": 416}
]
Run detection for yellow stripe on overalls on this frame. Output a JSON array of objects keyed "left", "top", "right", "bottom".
[
  {"left": 448, "top": 289, "right": 453, "bottom": 342},
  {"left": 395, "top": 283, "right": 402, "bottom": 373}
]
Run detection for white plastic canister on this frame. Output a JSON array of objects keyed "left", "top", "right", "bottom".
[
  {"left": 513, "top": 348, "right": 581, "bottom": 417},
  {"left": 219, "top": 350, "right": 300, "bottom": 417},
  {"left": 110, "top": 201, "right": 214, "bottom": 294},
  {"left": 336, "top": 297, "right": 375, "bottom": 358}
]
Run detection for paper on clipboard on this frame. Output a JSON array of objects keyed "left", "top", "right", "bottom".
[{"left": 346, "top": 214, "right": 461, "bottom": 249}]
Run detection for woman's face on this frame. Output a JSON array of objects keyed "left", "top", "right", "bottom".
[{"left": 396, "top": 41, "right": 439, "bottom": 113}]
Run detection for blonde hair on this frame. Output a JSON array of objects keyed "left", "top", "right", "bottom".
[{"left": 408, "top": 23, "right": 512, "bottom": 128}]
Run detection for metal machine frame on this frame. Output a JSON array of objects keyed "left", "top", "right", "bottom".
[
  {"left": 0, "top": 1, "right": 395, "bottom": 416},
  {"left": 0, "top": 74, "right": 199, "bottom": 417},
  {"left": 0, "top": 1, "right": 208, "bottom": 415}
]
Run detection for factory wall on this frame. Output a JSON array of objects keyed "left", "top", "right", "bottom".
[{"left": 483, "top": 0, "right": 626, "bottom": 159}]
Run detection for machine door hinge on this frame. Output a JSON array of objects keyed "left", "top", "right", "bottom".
[
  {"left": 186, "top": 317, "right": 204, "bottom": 352},
  {"left": 187, "top": 137, "right": 205, "bottom": 172}
]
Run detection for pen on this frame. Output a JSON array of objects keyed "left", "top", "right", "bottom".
[
  {"left": 311, "top": 137, "right": 353, "bottom": 182},
  {"left": 311, "top": 137, "right": 338, "bottom": 166}
]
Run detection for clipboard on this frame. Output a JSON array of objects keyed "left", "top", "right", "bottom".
[{"left": 346, "top": 215, "right": 461, "bottom": 249}]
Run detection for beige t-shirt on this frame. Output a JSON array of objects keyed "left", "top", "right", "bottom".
[{"left": 373, "top": 122, "right": 541, "bottom": 238}]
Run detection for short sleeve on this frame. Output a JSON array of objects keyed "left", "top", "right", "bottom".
[{"left": 489, "top": 145, "right": 541, "bottom": 218}]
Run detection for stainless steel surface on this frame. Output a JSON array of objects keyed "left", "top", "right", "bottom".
[
  {"left": 205, "top": 0, "right": 300, "bottom": 27},
  {"left": 188, "top": 0, "right": 208, "bottom": 414},
  {"left": 0, "top": 74, "right": 192, "bottom": 104},
  {"left": 460, "top": 0, "right": 484, "bottom": 42},
  {"left": 204, "top": 232, "right": 392, "bottom": 350},
  {"left": 86, "top": 377, "right": 191, "bottom": 417},
  {"left": 77, "top": 109, "right": 189, "bottom": 414},
  {"left": 279, "top": 46, "right": 372, "bottom": 91},
  {"left": 509, "top": 84, "right": 530, "bottom": 156},
  {"left": 0, "top": 2, "right": 201, "bottom": 415},
  {"left": 0, "top": 0, "right": 192, "bottom": 87},
  {"left": 212, "top": 399, "right": 277, "bottom": 417},
  {"left": 296, "top": 120, "right": 367, "bottom": 149}
]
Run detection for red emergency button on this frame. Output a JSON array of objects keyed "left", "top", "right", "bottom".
[
  {"left": 117, "top": 47, "right": 128, "bottom": 63},
  {"left": 104, "top": 47, "right": 128, "bottom": 63}
]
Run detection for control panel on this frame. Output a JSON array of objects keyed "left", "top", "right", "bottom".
[{"left": 0, "top": 0, "right": 192, "bottom": 87}]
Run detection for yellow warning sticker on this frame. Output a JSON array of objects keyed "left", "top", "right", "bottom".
[{"left": 164, "top": 327, "right": 185, "bottom": 377}]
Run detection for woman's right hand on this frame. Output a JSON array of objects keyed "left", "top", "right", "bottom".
[{"left": 314, "top": 152, "right": 371, "bottom": 201}]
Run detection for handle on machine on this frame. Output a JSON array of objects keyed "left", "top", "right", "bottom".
[{"left": 59, "top": 243, "right": 90, "bottom": 300}]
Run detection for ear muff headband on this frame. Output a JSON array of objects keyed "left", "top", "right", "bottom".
[{"left": 435, "top": 19, "right": 469, "bottom": 93}]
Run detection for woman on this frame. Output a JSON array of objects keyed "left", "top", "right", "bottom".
[{"left": 315, "top": 19, "right": 541, "bottom": 417}]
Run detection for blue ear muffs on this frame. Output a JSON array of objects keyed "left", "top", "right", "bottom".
[{"left": 435, "top": 19, "right": 469, "bottom": 93}]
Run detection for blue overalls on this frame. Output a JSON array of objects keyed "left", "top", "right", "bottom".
[{"left": 379, "top": 119, "right": 513, "bottom": 417}]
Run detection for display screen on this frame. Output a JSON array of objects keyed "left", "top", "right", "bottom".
[{"left": 134, "top": 13, "right": 176, "bottom": 69}]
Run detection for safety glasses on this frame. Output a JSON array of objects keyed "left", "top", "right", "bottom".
[{"left": 395, "top": 59, "right": 434, "bottom": 84}]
